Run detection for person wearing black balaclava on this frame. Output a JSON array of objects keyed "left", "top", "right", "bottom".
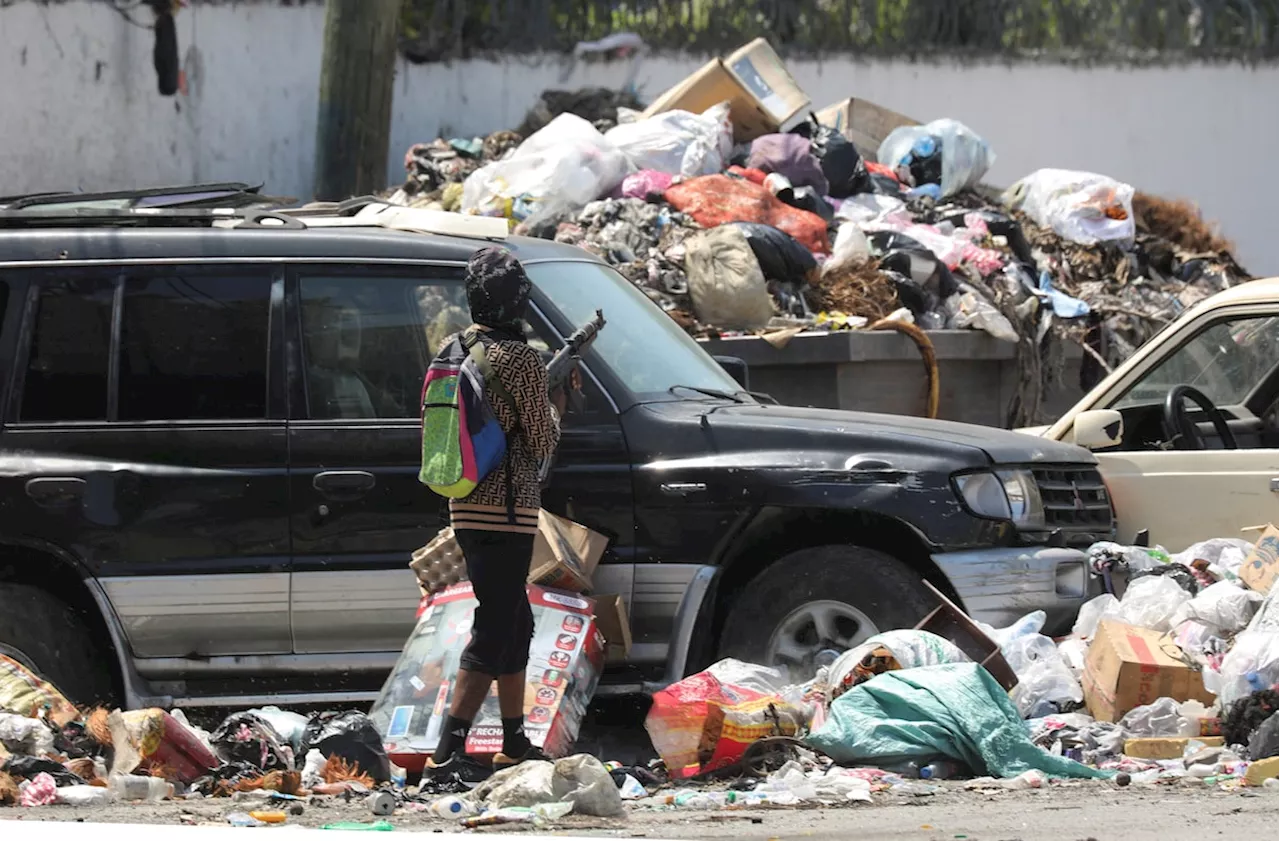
[{"left": 426, "top": 247, "right": 564, "bottom": 779}]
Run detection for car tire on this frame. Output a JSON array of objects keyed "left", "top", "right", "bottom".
[
  {"left": 718, "top": 544, "right": 936, "bottom": 678},
  {"left": 0, "top": 582, "right": 118, "bottom": 706}
]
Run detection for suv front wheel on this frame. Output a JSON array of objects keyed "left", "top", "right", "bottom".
[
  {"left": 718, "top": 544, "right": 936, "bottom": 681},
  {"left": 0, "top": 583, "right": 118, "bottom": 707}
]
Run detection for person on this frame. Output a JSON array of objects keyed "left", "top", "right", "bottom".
[{"left": 426, "top": 246, "right": 564, "bottom": 777}]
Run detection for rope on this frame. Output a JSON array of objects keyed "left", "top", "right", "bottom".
[{"left": 869, "top": 317, "right": 939, "bottom": 420}]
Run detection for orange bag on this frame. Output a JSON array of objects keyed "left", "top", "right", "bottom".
[{"left": 664, "top": 174, "right": 831, "bottom": 255}]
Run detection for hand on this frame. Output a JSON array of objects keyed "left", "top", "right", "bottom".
[{"left": 551, "top": 387, "right": 568, "bottom": 416}]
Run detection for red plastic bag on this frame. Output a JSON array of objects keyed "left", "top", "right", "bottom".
[
  {"left": 644, "top": 659, "right": 810, "bottom": 779},
  {"left": 664, "top": 175, "right": 831, "bottom": 254}
]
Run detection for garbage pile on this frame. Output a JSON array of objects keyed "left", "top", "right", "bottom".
[{"left": 386, "top": 37, "right": 1251, "bottom": 425}]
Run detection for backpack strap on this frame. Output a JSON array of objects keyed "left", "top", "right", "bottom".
[{"left": 463, "top": 329, "right": 523, "bottom": 524}]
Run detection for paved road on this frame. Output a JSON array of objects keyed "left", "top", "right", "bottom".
[{"left": 2, "top": 780, "right": 1274, "bottom": 840}]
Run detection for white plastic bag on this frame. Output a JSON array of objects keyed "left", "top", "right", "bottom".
[
  {"left": 1057, "top": 638, "right": 1089, "bottom": 680},
  {"left": 605, "top": 103, "right": 732, "bottom": 177},
  {"left": 684, "top": 224, "right": 774, "bottom": 330},
  {"left": 1169, "top": 580, "right": 1263, "bottom": 637},
  {"left": 1004, "top": 634, "right": 1084, "bottom": 718},
  {"left": 823, "top": 222, "right": 871, "bottom": 275},
  {"left": 944, "top": 285, "right": 1019, "bottom": 342},
  {"left": 834, "top": 193, "right": 908, "bottom": 227},
  {"left": 468, "top": 760, "right": 557, "bottom": 810},
  {"left": 877, "top": 119, "right": 995, "bottom": 198},
  {"left": 1116, "top": 575, "right": 1191, "bottom": 632},
  {"left": 1171, "top": 538, "right": 1254, "bottom": 583},
  {"left": 56, "top": 785, "right": 116, "bottom": 807},
  {"left": 0, "top": 713, "right": 54, "bottom": 757},
  {"left": 1072, "top": 594, "right": 1120, "bottom": 640},
  {"left": 1002, "top": 169, "right": 1135, "bottom": 247},
  {"left": 552, "top": 754, "right": 624, "bottom": 818},
  {"left": 461, "top": 113, "right": 631, "bottom": 225},
  {"left": 976, "top": 611, "right": 1047, "bottom": 651},
  {"left": 1215, "top": 629, "right": 1280, "bottom": 708},
  {"left": 1120, "top": 697, "right": 1198, "bottom": 739},
  {"left": 823, "top": 630, "right": 970, "bottom": 701}
]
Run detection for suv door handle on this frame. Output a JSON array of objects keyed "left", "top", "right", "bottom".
[
  {"left": 312, "top": 470, "right": 376, "bottom": 501},
  {"left": 660, "top": 482, "right": 707, "bottom": 497},
  {"left": 25, "top": 477, "right": 87, "bottom": 508}
]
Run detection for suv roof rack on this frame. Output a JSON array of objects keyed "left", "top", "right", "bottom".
[
  {"left": 0, "top": 182, "right": 291, "bottom": 211},
  {"left": 0, "top": 199, "right": 509, "bottom": 240}
]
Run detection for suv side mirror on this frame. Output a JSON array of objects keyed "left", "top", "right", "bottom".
[
  {"left": 712, "top": 355, "right": 749, "bottom": 391},
  {"left": 1073, "top": 409, "right": 1123, "bottom": 450}
]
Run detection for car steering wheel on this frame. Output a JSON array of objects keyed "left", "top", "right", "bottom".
[{"left": 1162, "top": 384, "right": 1237, "bottom": 450}]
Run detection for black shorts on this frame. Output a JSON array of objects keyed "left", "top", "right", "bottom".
[{"left": 454, "top": 529, "right": 535, "bottom": 676}]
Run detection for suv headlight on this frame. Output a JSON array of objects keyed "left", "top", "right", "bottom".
[{"left": 954, "top": 469, "right": 1045, "bottom": 529}]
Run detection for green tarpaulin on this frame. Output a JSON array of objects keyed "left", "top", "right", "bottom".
[{"left": 808, "top": 663, "right": 1110, "bottom": 779}]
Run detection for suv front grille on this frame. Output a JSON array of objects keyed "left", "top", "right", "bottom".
[{"left": 1032, "top": 466, "right": 1114, "bottom": 532}]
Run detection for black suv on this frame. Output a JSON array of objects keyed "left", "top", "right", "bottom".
[{"left": 0, "top": 188, "right": 1114, "bottom": 710}]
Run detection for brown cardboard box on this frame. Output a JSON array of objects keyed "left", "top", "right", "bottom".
[
  {"left": 593, "top": 593, "right": 632, "bottom": 662},
  {"left": 1083, "top": 620, "right": 1217, "bottom": 723},
  {"left": 1240, "top": 524, "right": 1278, "bottom": 595},
  {"left": 1123, "top": 736, "right": 1224, "bottom": 760},
  {"left": 527, "top": 510, "right": 608, "bottom": 593},
  {"left": 814, "top": 97, "right": 919, "bottom": 162},
  {"left": 643, "top": 38, "right": 808, "bottom": 142}
]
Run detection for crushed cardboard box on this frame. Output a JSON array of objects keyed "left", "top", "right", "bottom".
[
  {"left": 644, "top": 38, "right": 808, "bottom": 142},
  {"left": 1240, "top": 524, "right": 1278, "bottom": 595},
  {"left": 1123, "top": 736, "right": 1225, "bottom": 760},
  {"left": 369, "top": 583, "right": 604, "bottom": 769},
  {"left": 1082, "top": 620, "right": 1217, "bottom": 723},
  {"left": 593, "top": 593, "right": 633, "bottom": 663}
]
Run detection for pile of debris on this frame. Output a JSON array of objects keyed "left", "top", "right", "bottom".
[{"left": 386, "top": 37, "right": 1251, "bottom": 426}]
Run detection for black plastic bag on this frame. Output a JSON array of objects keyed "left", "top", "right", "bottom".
[
  {"left": 1249, "top": 712, "right": 1279, "bottom": 761},
  {"left": 1129, "top": 563, "right": 1200, "bottom": 596},
  {"left": 3, "top": 756, "right": 86, "bottom": 786},
  {"left": 153, "top": 9, "right": 180, "bottom": 97},
  {"left": 727, "top": 222, "right": 817, "bottom": 282},
  {"left": 792, "top": 113, "right": 872, "bottom": 198},
  {"left": 877, "top": 247, "right": 959, "bottom": 303},
  {"left": 191, "top": 760, "right": 263, "bottom": 796},
  {"left": 210, "top": 712, "right": 293, "bottom": 772},
  {"left": 301, "top": 711, "right": 390, "bottom": 784}
]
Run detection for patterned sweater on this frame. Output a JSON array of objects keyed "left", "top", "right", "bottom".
[{"left": 446, "top": 332, "right": 560, "bottom": 534}]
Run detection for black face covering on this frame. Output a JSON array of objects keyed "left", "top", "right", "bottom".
[{"left": 465, "top": 246, "right": 531, "bottom": 343}]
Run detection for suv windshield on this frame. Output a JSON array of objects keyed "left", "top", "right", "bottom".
[{"left": 525, "top": 260, "right": 747, "bottom": 403}]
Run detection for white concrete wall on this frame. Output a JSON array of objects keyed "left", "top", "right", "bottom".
[{"left": 2, "top": 1, "right": 1276, "bottom": 274}]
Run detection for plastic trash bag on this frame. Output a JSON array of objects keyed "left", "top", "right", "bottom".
[
  {"left": 1215, "top": 630, "right": 1280, "bottom": 708},
  {"left": 944, "top": 285, "right": 1019, "bottom": 342},
  {"left": 1248, "top": 712, "right": 1279, "bottom": 761},
  {"left": 807, "top": 664, "right": 1108, "bottom": 780},
  {"left": 56, "top": 785, "right": 115, "bottom": 807},
  {"left": 1057, "top": 638, "right": 1089, "bottom": 681},
  {"left": 683, "top": 224, "right": 774, "bottom": 331},
  {"left": 301, "top": 711, "right": 390, "bottom": 784},
  {"left": 728, "top": 222, "right": 817, "bottom": 282},
  {"left": 617, "top": 169, "right": 674, "bottom": 199},
  {"left": 605, "top": 103, "right": 731, "bottom": 177},
  {"left": 792, "top": 113, "right": 872, "bottom": 198},
  {"left": 468, "top": 760, "right": 556, "bottom": 810},
  {"left": 462, "top": 113, "right": 631, "bottom": 226},
  {"left": 747, "top": 133, "right": 829, "bottom": 195},
  {"left": 877, "top": 119, "right": 995, "bottom": 199},
  {"left": 1115, "top": 575, "right": 1192, "bottom": 632},
  {"left": 645, "top": 659, "right": 811, "bottom": 779},
  {"left": 824, "top": 630, "right": 970, "bottom": 703},
  {"left": 824, "top": 223, "right": 871, "bottom": 276},
  {"left": 1170, "top": 580, "right": 1264, "bottom": 637},
  {"left": 1003, "top": 634, "right": 1084, "bottom": 719},
  {"left": 552, "top": 754, "right": 624, "bottom": 817},
  {"left": 664, "top": 174, "right": 831, "bottom": 254},
  {"left": 211, "top": 711, "right": 295, "bottom": 772},
  {"left": 1172, "top": 538, "right": 1254, "bottom": 584},
  {"left": 834, "top": 193, "right": 908, "bottom": 227},
  {"left": 1072, "top": 594, "right": 1120, "bottom": 640},
  {"left": 247, "top": 706, "right": 309, "bottom": 756},
  {"left": 976, "top": 611, "right": 1047, "bottom": 651},
  {"left": 1002, "top": 169, "right": 1136, "bottom": 247},
  {"left": 0, "top": 713, "right": 54, "bottom": 757},
  {"left": 1120, "top": 697, "right": 1198, "bottom": 739}
]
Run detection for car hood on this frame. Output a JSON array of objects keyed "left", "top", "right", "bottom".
[{"left": 697, "top": 402, "right": 1096, "bottom": 466}]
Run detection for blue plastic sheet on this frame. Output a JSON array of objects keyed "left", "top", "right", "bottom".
[{"left": 807, "top": 663, "right": 1110, "bottom": 780}]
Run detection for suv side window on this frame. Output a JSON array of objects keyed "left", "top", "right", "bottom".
[
  {"left": 299, "top": 274, "right": 468, "bottom": 420},
  {"left": 118, "top": 273, "right": 271, "bottom": 421},
  {"left": 21, "top": 278, "right": 114, "bottom": 422}
]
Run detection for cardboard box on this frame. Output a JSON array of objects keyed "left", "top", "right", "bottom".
[
  {"left": 369, "top": 582, "right": 604, "bottom": 771},
  {"left": 1082, "top": 620, "right": 1217, "bottom": 723},
  {"left": 528, "top": 510, "right": 608, "bottom": 593},
  {"left": 643, "top": 38, "right": 808, "bottom": 142},
  {"left": 593, "top": 593, "right": 632, "bottom": 663},
  {"left": 814, "top": 97, "right": 919, "bottom": 162},
  {"left": 1240, "top": 524, "right": 1278, "bottom": 594},
  {"left": 1123, "top": 736, "right": 1224, "bottom": 760}
]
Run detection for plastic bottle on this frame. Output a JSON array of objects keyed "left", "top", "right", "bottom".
[
  {"left": 389, "top": 763, "right": 407, "bottom": 791},
  {"left": 672, "top": 790, "right": 725, "bottom": 810},
  {"left": 919, "top": 760, "right": 964, "bottom": 781},
  {"left": 428, "top": 795, "right": 479, "bottom": 818},
  {"left": 1000, "top": 770, "right": 1048, "bottom": 790},
  {"left": 109, "top": 774, "right": 174, "bottom": 803}
]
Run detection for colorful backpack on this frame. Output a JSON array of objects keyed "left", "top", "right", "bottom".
[{"left": 419, "top": 330, "right": 517, "bottom": 498}]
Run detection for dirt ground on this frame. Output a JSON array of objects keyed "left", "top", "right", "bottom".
[{"left": 2, "top": 780, "right": 1275, "bottom": 840}]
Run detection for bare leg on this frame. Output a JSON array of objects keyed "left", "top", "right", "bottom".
[
  {"left": 496, "top": 673, "right": 526, "bottom": 718},
  {"left": 449, "top": 668, "right": 494, "bottom": 720}
]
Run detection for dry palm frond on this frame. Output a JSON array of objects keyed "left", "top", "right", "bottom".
[
  {"left": 322, "top": 756, "right": 375, "bottom": 788},
  {"left": 86, "top": 708, "right": 113, "bottom": 745},
  {"left": 0, "top": 772, "right": 18, "bottom": 805},
  {"left": 1132, "top": 192, "right": 1234, "bottom": 255},
  {"left": 809, "top": 258, "right": 900, "bottom": 321}
]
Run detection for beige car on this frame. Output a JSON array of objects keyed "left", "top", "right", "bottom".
[{"left": 1022, "top": 277, "right": 1278, "bottom": 553}]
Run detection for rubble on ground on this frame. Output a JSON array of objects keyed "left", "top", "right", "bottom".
[
  {"left": 383, "top": 38, "right": 1252, "bottom": 426},
  {"left": 3, "top": 515, "right": 1275, "bottom": 827}
]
